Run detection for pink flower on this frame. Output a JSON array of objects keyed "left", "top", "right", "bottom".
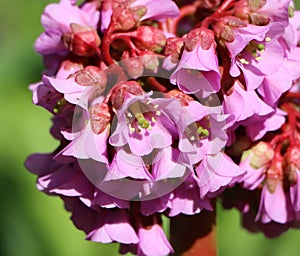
[
  {"left": 255, "top": 182, "right": 294, "bottom": 224},
  {"left": 195, "top": 152, "right": 245, "bottom": 198},
  {"left": 86, "top": 209, "right": 139, "bottom": 244},
  {"left": 109, "top": 93, "right": 178, "bottom": 156},
  {"left": 170, "top": 28, "right": 220, "bottom": 96},
  {"left": 35, "top": 0, "right": 100, "bottom": 70},
  {"left": 119, "top": 215, "right": 174, "bottom": 256},
  {"left": 226, "top": 23, "right": 285, "bottom": 90},
  {"left": 223, "top": 81, "right": 285, "bottom": 142}
]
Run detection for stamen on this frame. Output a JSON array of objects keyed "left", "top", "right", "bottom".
[
  {"left": 240, "top": 58, "right": 249, "bottom": 65},
  {"left": 197, "top": 126, "right": 209, "bottom": 137},
  {"left": 129, "top": 125, "right": 136, "bottom": 133},
  {"left": 265, "top": 37, "right": 271, "bottom": 42},
  {"left": 152, "top": 117, "right": 157, "bottom": 123},
  {"left": 156, "top": 110, "right": 161, "bottom": 116},
  {"left": 257, "top": 43, "right": 265, "bottom": 51},
  {"left": 129, "top": 102, "right": 150, "bottom": 129}
]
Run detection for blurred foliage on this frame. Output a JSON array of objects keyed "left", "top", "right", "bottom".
[{"left": 0, "top": 0, "right": 300, "bottom": 255}]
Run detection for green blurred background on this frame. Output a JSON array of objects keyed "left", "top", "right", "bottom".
[{"left": 1, "top": 1, "right": 300, "bottom": 255}]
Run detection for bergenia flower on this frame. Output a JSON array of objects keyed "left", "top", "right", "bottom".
[
  {"left": 35, "top": 0, "right": 100, "bottom": 70},
  {"left": 226, "top": 23, "right": 285, "bottom": 90},
  {"left": 26, "top": 0, "right": 300, "bottom": 254},
  {"left": 169, "top": 28, "right": 220, "bottom": 96}
]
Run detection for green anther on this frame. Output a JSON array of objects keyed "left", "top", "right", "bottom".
[
  {"left": 137, "top": 117, "right": 149, "bottom": 129},
  {"left": 197, "top": 126, "right": 209, "bottom": 137},
  {"left": 257, "top": 43, "right": 265, "bottom": 51},
  {"left": 137, "top": 118, "right": 145, "bottom": 126},
  {"left": 141, "top": 119, "right": 149, "bottom": 129},
  {"left": 53, "top": 107, "right": 59, "bottom": 114}
]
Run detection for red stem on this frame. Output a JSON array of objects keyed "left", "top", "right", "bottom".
[
  {"left": 282, "top": 103, "right": 299, "bottom": 147},
  {"left": 197, "top": 0, "right": 235, "bottom": 28},
  {"left": 164, "top": 4, "right": 198, "bottom": 35},
  {"left": 146, "top": 77, "right": 169, "bottom": 93}
]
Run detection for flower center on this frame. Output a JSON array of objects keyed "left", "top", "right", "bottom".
[
  {"left": 239, "top": 39, "right": 267, "bottom": 64},
  {"left": 126, "top": 101, "right": 161, "bottom": 133},
  {"left": 185, "top": 117, "right": 210, "bottom": 141}
]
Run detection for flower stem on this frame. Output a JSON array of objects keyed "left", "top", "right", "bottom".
[{"left": 170, "top": 208, "right": 216, "bottom": 256}]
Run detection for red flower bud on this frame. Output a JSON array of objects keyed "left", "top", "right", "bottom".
[
  {"left": 112, "top": 5, "right": 147, "bottom": 31},
  {"left": 122, "top": 58, "right": 144, "bottom": 78},
  {"left": 165, "top": 37, "right": 184, "bottom": 60},
  {"left": 283, "top": 146, "right": 300, "bottom": 185},
  {"left": 135, "top": 26, "right": 167, "bottom": 52},
  {"left": 284, "top": 146, "right": 300, "bottom": 168},
  {"left": 62, "top": 23, "right": 101, "bottom": 56},
  {"left": 139, "top": 52, "right": 159, "bottom": 72}
]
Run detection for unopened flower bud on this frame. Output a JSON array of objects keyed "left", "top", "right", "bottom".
[
  {"left": 284, "top": 164, "right": 298, "bottom": 185},
  {"left": 139, "top": 52, "right": 159, "bottom": 72},
  {"left": 112, "top": 5, "right": 147, "bottom": 31},
  {"left": 285, "top": 146, "right": 300, "bottom": 166},
  {"left": 89, "top": 103, "right": 111, "bottom": 134},
  {"left": 74, "top": 66, "right": 107, "bottom": 89},
  {"left": 241, "top": 141, "right": 274, "bottom": 169},
  {"left": 123, "top": 58, "right": 144, "bottom": 78},
  {"left": 283, "top": 146, "right": 300, "bottom": 185},
  {"left": 164, "top": 37, "right": 184, "bottom": 60},
  {"left": 135, "top": 26, "right": 167, "bottom": 52},
  {"left": 62, "top": 23, "right": 101, "bottom": 56},
  {"left": 110, "top": 81, "right": 144, "bottom": 110}
]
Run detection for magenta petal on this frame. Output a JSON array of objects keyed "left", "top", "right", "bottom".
[
  {"left": 25, "top": 153, "right": 56, "bottom": 176},
  {"left": 105, "top": 149, "right": 152, "bottom": 180},
  {"left": 63, "top": 124, "right": 108, "bottom": 163},
  {"left": 245, "top": 109, "right": 286, "bottom": 141},
  {"left": 38, "top": 164, "right": 92, "bottom": 196},
  {"left": 240, "top": 157, "right": 265, "bottom": 190},
  {"left": 226, "top": 24, "right": 270, "bottom": 58},
  {"left": 138, "top": 224, "right": 173, "bottom": 256},
  {"left": 195, "top": 153, "right": 245, "bottom": 197},
  {"left": 140, "top": 195, "right": 170, "bottom": 216},
  {"left": 260, "top": 184, "right": 289, "bottom": 224},
  {"left": 87, "top": 210, "right": 138, "bottom": 244},
  {"left": 92, "top": 189, "right": 129, "bottom": 209},
  {"left": 152, "top": 147, "right": 186, "bottom": 180},
  {"left": 104, "top": 211, "right": 139, "bottom": 244},
  {"left": 133, "top": 0, "right": 179, "bottom": 21},
  {"left": 290, "top": 172, "right": 300, "bottom": 211}
]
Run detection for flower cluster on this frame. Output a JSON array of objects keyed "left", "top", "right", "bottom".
[{"left": 26, "top": 0, "right": 300, "bottom": 254}]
